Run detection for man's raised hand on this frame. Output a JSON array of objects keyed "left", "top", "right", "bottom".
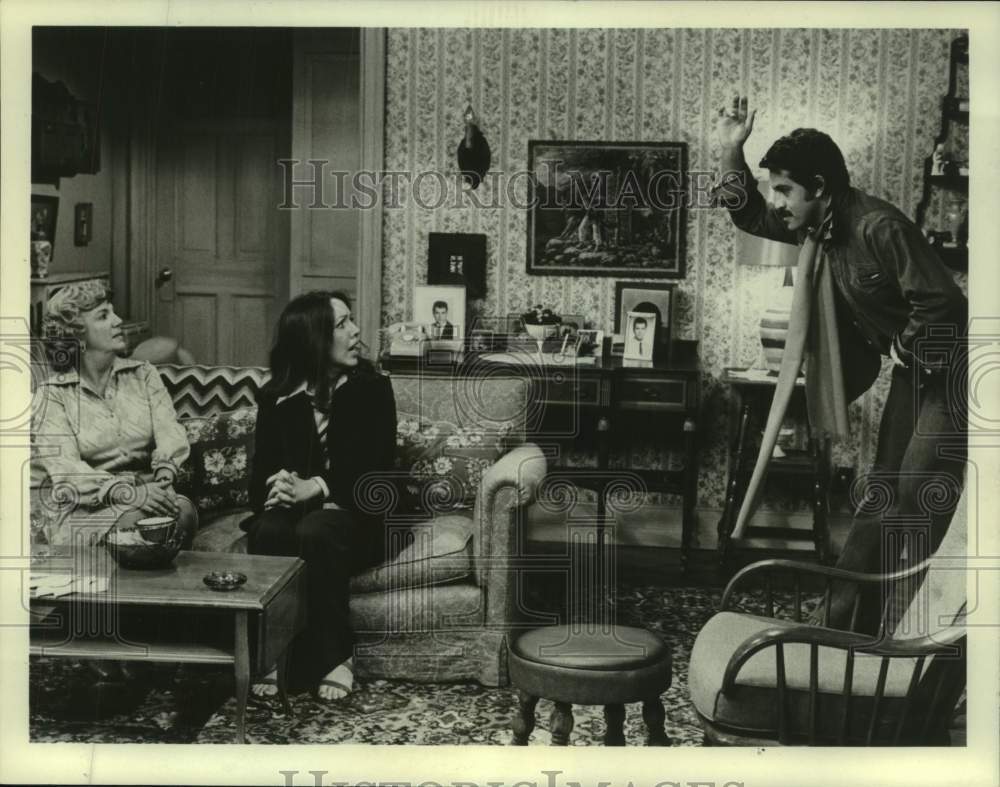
[{"left": 716, "top": 94, "right": 756, "bottom": 148}]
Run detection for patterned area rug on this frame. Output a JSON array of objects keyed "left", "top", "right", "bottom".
[{"left": 26, "top": 584, "right": 790, "bottom": 745}]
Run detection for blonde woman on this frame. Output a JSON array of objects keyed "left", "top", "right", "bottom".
[{"left": 32, "top": 281, "right": 197, "bottom": 549}]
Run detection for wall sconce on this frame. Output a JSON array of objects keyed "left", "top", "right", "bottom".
[
  {"left": 74, "top": 202, "right": 93, "bottom": 246},
  {"left": 739, "top": 176, "right": 798, "bottom": 373},
  {"left": 456, "top": 104, "right": 491, "bottom": 190}
]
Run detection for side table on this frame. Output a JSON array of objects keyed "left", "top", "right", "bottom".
[{"left": 717, "top": 368, "right": 831, "bottom": 565}]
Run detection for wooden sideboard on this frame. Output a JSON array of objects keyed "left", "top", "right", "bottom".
[{"left": 383, "top": 340, "right": 701, "bottom": 568}]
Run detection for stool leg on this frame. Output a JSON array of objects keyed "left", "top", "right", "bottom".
[
  {"left": 603, "top": 704, "right": 626, "bottom": 746},
  {"left": 642, "top": 697, "right": 671, "bottom": 746},
  {"left": 511, "top": 690, "right": 538, "bottom": 745},
  {"left": 549, "top": 701, "right": 574, "bottom": 746}
]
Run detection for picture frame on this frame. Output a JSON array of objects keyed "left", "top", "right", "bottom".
[
  {"left": 526, "top": 140, "right": 688, "bottom": 278},
  {"left": 614, "top": 281, "right": 675, "bottom": 352},
  {"left": 624, "top": 310, "right": 657, "bottom": 361},
  {"left": 413, "top": 284, "right": 466, "bottom": 341},
  {"left": 468, "top": 328, "right": 495, "bottom": 353},
  {"left": 30, "top": 194, "right": 59, "bottom": 278},
  {"left": 575, "top": 328, "right": 604, "bottom": 359},
  {"left": 427, "top": 232, "right": 487, "bottom": 299}
]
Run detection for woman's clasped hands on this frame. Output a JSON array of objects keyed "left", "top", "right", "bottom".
[{"left": 264, "top": 469, "right": 324, "bottom": 509}]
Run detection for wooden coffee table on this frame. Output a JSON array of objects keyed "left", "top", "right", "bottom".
[{"left": 29, "top": 549, "right": 306, "bottom": 743}]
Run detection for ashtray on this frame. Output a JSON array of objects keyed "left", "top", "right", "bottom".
[{"left": 203, "top": 570, "right": 247, "bottom": 592}]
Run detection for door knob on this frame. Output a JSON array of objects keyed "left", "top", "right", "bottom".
[{"left": 155, "top": 267, "right": 174, "bottom": 286}]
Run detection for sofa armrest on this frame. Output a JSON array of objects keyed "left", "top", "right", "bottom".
[{"left": 471, "top": 443, "right": 547, "bottom": 622}]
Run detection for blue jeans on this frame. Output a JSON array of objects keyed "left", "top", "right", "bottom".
[{"left": 832, "top": 362, "right": 967, "bottom": 628}]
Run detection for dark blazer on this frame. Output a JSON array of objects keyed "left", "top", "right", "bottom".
[
  {"left": 244, "top": 366, "right": 397, "bottom": 523},
  {"left": 430, "top": 321, "right": 454, "bottom": 340}
]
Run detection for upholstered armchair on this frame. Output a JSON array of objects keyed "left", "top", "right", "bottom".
[
  {"left": 156, "top": 364, "right": 547, "bottom": 687},
  {"left": 689, "top": 490, "right": 968, "bottom": 745}
]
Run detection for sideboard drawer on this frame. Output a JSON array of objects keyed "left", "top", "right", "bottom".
[
  {"left": 617, "top": 376, "right": 689, "bottom": 411},
  {"left": 541, "top": 373, "right": 603, "bottom": 405}
]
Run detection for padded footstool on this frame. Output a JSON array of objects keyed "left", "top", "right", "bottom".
[{"left": 508, "top": 624, "right": 673, "bottom": 746}]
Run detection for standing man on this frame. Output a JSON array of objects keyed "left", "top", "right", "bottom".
[
  {"left": 430, "top": 300, "right": 454, "bottom": 340},
  {"left": 715, "top": 95, "right": 967, "bottom": 628}
]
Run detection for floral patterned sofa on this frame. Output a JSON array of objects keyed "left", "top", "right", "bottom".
[{"left": 158, "top": 364, "right": 547, "bottom": 687}]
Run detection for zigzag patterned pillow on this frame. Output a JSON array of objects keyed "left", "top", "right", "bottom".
[
  {"left": 157, "top": 364, "right": 269, "bottom": 419},
  {"left": 158, "top": 365, "right": 268, "bottom": 514}
]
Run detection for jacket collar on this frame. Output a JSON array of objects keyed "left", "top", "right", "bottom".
[
  {"left": 43, "top": 356, "right": 145, "bottom": 392},
  {"left": 273, "top": 371, "right": 355, "bottom": 406},
  {"left": 824, "top": 189, "right": 854, "bottom": 245},
  {"left": 275, "top": 381, "right": 312, "bottom": 405}
]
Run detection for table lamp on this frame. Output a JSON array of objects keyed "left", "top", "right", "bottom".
[{"left": 739, "top": 175, "right": 799, "bottom": 373}]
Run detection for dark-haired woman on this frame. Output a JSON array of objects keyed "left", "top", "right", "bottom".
[{"left": 243, "top": 291, "right": 397, "bottom": 700}]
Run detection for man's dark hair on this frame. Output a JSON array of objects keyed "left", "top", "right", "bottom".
[
  {"left": 633, "top": 317, "right": 647, "bottom": 329},
  {"left": 432, "top": 300, "right": 448, "bottom": 312},
  {"left": 760, "top": 128, "right": 850, "bottom": 196}
]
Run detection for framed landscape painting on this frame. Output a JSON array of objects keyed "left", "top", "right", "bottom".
[{"left": 526, "top": 140, "right": 688, "bottom": 279}]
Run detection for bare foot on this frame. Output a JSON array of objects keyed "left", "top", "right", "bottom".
[
  {"left": 317, "top": 658, "right": 354, "bottom": 701},
  {"left": 251, "top": 667, "right": 278, "bottom": 697}
]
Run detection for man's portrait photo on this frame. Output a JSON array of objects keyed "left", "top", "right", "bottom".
[
  {"left": 430, "top": 300, "right": 454, "bottom": 340},
  {"left": 413, "top": 284, "right": 465, "bottom": 341},
  {"left": 624, "top": 310, "right": 657, "bottom": 360}
]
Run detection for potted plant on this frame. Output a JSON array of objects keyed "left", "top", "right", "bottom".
[{"left": 521, "top": 304, "right": 562, "bottom": 342}]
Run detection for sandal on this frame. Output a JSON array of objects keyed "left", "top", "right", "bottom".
[
  {"left": 251, "top": 670, "right": 279, "bottom": 697},
  {"left": 314, "top": 659, "right": 354, "bottom": 700}
]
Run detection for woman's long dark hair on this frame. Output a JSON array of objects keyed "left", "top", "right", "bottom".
[{"left": 262, "top": 290, "right": 371, "bottom": 410}]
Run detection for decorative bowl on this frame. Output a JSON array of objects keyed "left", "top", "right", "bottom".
[
  {"left": 104, "top": 527, "right": 182, "bottom": 570},
  {"left": 203, "top": 570, "right": 248, "bottom": 592},
  {"left": 524, "top": 322, "right": 558, "bottom": 342}
]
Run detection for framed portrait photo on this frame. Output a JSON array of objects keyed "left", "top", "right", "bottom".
[
  {"left": 624, "top": 310, "right": 657, "bottom": 361},
  {"left": 413, "top": 285, "right": 466, "bottom": 341},
  {"left": 614, "top": 281, "right": 674, "bottom": 352},
  {"left": 526, "top": 140, "right": 688, "bottom": 278}
]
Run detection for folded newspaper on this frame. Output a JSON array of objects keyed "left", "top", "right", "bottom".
[{"left": 29, "top": 573, "right": 109, "bottom": 598}]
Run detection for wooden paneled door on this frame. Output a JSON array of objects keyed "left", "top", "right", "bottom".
[{"left": 153, "top": 118, "right": 287, "bottom": 367}]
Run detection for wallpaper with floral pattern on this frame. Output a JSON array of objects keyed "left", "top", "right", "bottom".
[{"left": 382, "top": 28, "right": 966, "bottom": 512}]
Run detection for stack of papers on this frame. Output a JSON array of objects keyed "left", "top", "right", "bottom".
[{"left": 29, "top": 573, "right": 108, "bottom": 598}]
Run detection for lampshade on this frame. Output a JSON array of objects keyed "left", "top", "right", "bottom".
[{"left": 738, "top": 176, "right": 799, "bottom": 268}]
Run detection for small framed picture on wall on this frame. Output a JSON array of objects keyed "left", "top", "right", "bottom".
[
  {"left": 427, "top": 232, "right": 487, "bottom": 299},
  {"left": 614, "top": 281, "right": 674, "bottom": 354},
  {"left": 414, "top": 285, "right": 466, "bottom": 341}
]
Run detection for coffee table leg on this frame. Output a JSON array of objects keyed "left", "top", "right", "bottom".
[
  {"left": 510, "top": 689, "right": 538, "bottom": 745},
  {"left": 276, "top": 650, "right": 293, "bottom": 716},
  {"left": 234, "top": 610, "right": 250, "bottom": 744},
  {"left": 603, "top": 703, "right": 626, "bottom": 746},
  {"left": 642, "top": 697, "right": 671, "bottom": 746},
  {"left": 550, "top": 701, "right": 574, "bottom": 746}
]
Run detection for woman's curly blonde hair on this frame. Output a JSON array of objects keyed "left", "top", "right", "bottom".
[
  {"left": 43, "top": 280, "right": 111, "bottom": 340},
  {"left": 42, "top": 280, "right": 112, "bottom": 372}
]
